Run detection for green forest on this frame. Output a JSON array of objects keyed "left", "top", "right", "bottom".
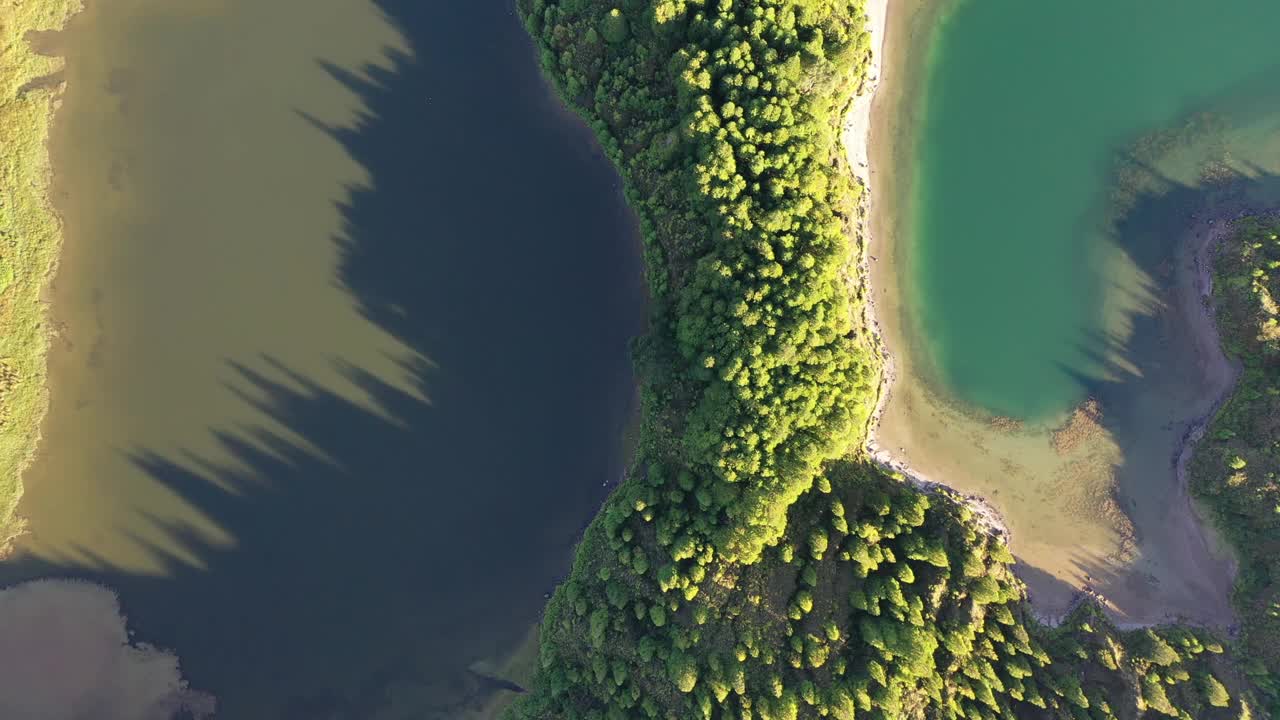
[{"left": 503, "top": 1, "right": 1272, "bottom": 718}]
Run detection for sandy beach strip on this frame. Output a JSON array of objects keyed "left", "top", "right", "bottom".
[
  {"left": 843, "top": 0, "right": 887, "bottom": 191},
  {"left": 841, "top": 0, "right": 1015, "bottom": 542}
]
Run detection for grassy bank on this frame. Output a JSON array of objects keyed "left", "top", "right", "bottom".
[
  {"left": 504, "top": 2, "right": 1261, "bottom": 719},
  {"left": 0, "top": 0, "right": 80, "bottom": 550},
  {"left": 1191, "top": 215, "right": 1280, "bottom": 712}
]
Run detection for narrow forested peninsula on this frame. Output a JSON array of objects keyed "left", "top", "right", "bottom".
[{"left": 504, "top": 2, "right": 1266, "bottom": 719}]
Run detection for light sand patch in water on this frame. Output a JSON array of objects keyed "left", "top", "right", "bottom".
[{"left": 0, "top": 579, "right": 213, "bottom": 719}]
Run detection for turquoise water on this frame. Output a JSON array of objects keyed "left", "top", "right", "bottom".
[{"left": 909, "top": 0, "right": 1280, "bottom": 419}]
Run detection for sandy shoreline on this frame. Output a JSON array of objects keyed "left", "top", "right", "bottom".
[
  {"left": 841, "top": 0, "right": 910, "bottom": 465},
  {"left": 842, "top": 0, "right": 886, "bottom": 191},
  {"left": 841, "top": 0, "right": 1014, "bottom": 542}
]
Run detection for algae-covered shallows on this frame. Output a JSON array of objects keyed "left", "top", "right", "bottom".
[
  {"left": 1, "top": 0, "right": 644, "bottom": 716},
  {"left": 873, "top": 0, "right": 1280, "bottom": 623}
]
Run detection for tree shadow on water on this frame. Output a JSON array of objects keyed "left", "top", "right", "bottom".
[
  {"left": 5, "top": 1, "right": 644, "bottom": 718},
  {"left": 1030, "top": 153, "right": 1280, "bottom": 627}
]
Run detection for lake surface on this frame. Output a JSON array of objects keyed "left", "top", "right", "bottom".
[
  {"left": 1, "top": 1, "right": 644, "bottom": 717},
  {"left": 872, "top": 0, "right": 1280, "bottom": 623},
  {"left": 906, "top": 0, "right": 1280, "bottom": 420}
]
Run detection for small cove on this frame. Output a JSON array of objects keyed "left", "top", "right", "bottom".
[
  {"left": 1, "top": 1, "right": 644, "bottom": 716},
  {"left": 872, "top": 0, "right": 1280, "bottom": 624}
]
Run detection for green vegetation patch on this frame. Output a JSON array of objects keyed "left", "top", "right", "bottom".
[
  {"left": 0, "top": 0, "right": 80, "bottom": 550},
  {"left": 1191, "top": 215, "right": 1280, "bottom": 711}
]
